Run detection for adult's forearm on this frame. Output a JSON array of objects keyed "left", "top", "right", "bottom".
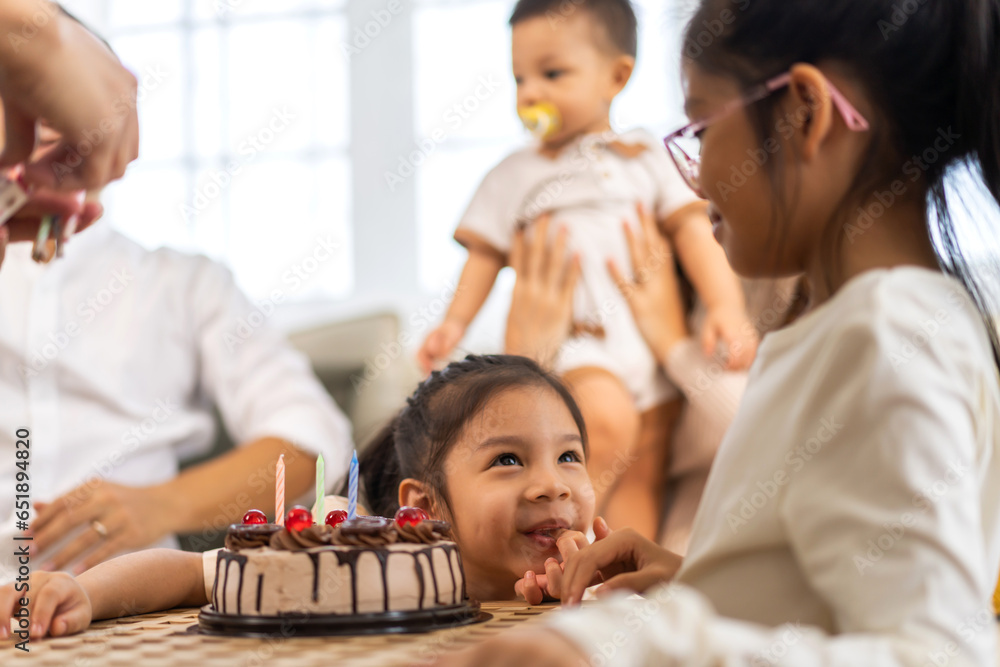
[{"left": 158, "top": 437, "right": 317, "bottom": 533}]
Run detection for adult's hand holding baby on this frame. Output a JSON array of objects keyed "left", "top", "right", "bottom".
[
  {"left": 608, "top": 203, "right": 689, "bottom": 366},
  {"left": 504, "top": 214, "right": 580, "bottom": 368},
  {"left": 0, "top": 2, "right": 139, "bottom": 191}
]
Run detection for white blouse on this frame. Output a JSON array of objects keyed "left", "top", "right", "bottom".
[
  {"left": 0, "top": 223, "right": 352, "bottom": 581},
  {"left": 550, "top": 267, "right": 1000, "bottom": 666}
]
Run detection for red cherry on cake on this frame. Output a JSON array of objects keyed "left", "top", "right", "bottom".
[
  {"left": 242, "top": 509, "right": 267, "bottom": 525},
  {"left": 325, "top": 509, "right": 349, "bottom": 527},
  {"left": 395, "top": 506, "right": 429, "bottom": 527},
  {"left": 285, "top": 506, "right": 313, "bottom": 532}
]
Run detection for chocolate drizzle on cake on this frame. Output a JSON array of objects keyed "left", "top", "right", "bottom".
[
  {"left": 213, "top": 517, "right": 466, "bottom": 617},
  {"left": 307, "top": 552, "right": 321, "bottom": 602},
  {"left": 215, "top": 550, "right": 249, "bottom": 614}
]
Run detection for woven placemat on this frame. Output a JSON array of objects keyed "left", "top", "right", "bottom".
[{"left": 1, "top": 602, "right": 557, "bottom": 666}]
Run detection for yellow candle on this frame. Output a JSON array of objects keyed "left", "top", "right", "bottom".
[{"left": 993, "top": 574, "right": 999, "bottom": 616}]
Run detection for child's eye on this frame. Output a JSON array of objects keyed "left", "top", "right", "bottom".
[
  {"left": 558, "top": 450, "right": 582, "bottom": 464},
  {"left": 544, "top": 69, "right": 564, "bottom": 80},
  {"left": 492, "top": 453, "right": 523, "bottom": 467}
]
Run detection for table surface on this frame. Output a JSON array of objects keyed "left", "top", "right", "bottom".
[
  {"left": 5, "top": 605, "right": 999, "bottom": 665},
  {"left": 1, "top": 602, "right": 557, "bottom": 666}
]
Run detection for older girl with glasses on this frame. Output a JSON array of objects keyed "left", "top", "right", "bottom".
[{"left": 438, "top": 0, "right": 1000, "bottom": 664}]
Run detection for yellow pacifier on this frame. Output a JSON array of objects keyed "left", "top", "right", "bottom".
[{"left": 518, "top": 102, "right": 563, "bottom": 140}]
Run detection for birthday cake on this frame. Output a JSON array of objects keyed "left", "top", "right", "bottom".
[{"left": 201, "top": 507, "right": 476, "bottom": 634}]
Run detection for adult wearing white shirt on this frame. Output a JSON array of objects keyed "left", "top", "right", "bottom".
[{"left": 0, "top": 218, "right": 352, "bottom": 581}]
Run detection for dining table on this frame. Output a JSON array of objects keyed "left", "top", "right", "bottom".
[
  {"left": 1, "top": 601, "right": 558, "bottom": 666},
  {"left": 5, "top": 603, "right": 1000, "bottom": 665}
]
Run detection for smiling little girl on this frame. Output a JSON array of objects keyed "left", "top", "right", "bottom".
[{"left": 0, "top": 354, "right": 598, "bottom": 638}]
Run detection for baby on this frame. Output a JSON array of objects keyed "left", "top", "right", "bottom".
[{"left": 418, "top": 0, "right": 755, "bottom": 538}]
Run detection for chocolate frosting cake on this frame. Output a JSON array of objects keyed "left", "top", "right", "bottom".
[{"left": 210, "top": 517, "right": 467, "bottom": 621}]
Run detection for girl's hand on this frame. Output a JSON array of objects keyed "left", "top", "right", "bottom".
[
  {"left": 504, "top": 214, "right": 581, "bottom": 367},
  {"left": 432, "top": 628, "right": 587, "bottom": 667},
  {"left": 417, "top": 319, "right": 466, "bottom": 375},
  {"left": 701, "top": 304, "right": 759, "bottom": 370},
  {"left": 0, "top": 572, "right": 93, "bottom": 639},
  {"left": 515, "top": 517, "right": 611, "bottom": 604},
  {"left": 560, "top": 527, "right": 684, "bottom": 607},
  {"left": 607, "top": 203, "right": 689, "bottom": 365}
]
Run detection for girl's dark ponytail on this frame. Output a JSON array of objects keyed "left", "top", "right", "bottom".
[
  {"left": 355, "top": 417, "right": 403, "bottom": 517},
  {"left": 958, "top": 0, "right": 1000, "bottom": 206}
]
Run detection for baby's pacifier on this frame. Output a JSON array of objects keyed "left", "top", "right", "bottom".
[{"left": 518, "top": 102, "right": 562, "bottom": 140}]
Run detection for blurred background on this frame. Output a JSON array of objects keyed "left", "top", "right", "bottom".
[
  {"left": 56, "top": 0, "right": 1000, "bottom": 448},
  {"left": 53, "top": 0, "right": 695, "bottom": 446},
  {"left": 60, "top": 0, "right": 689, "bottom": 332}
]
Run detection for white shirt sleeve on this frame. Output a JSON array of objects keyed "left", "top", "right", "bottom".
[
  {"left": 454, "top": 159, "right": 520, "bottom": 258},
  {"left": 187, "top": 257, "right": 353, "bottom": 491},
  {"left": 548, "top": 289, "right": 999, "bottom": 666}
]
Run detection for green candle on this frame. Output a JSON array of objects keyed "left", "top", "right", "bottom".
[{"left": 312, "top": 453, "right": 325, "bottom": 522}]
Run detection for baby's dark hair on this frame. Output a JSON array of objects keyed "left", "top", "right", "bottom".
[
  {"left": 358, "top": 354, "right": 588, "bottom": 518},
  {"left": 510, "top": 0, "right": 638, "bottom": 59},
  {"left": 684, "top": 0, "right": 1000, "bottom": 362}
]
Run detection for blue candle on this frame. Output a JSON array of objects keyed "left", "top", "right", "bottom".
[{"left": 348, "top": 450, "right": 358, "bottom": 519}]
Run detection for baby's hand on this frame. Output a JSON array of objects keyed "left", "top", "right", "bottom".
[
  {"left": 0, "top": 572, "right": 93, "bottom": 639},
  {"left": 701, "top": 305, "right": 758, "bottom": 370},
  {"left": 515, "top": 518, "right": 611, "bottom": 604},
  {"left": 417, "top": 320, "right": 466, "bottom": 375}
]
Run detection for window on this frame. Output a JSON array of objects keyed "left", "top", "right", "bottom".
[
  {"left": 64, "top": 0, "right": 352, "bottom": 303},
  {"left": 61, "top": 0, "right": 690, "bottom": 322}
]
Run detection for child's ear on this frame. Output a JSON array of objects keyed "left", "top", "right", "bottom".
[
  {"left": 398, "top": 478, "right": 436, "bottom": 516},
  {"left": 608, "top": 54, "right": 635, "bottom": 97},
  {"left": 788, "top": 63, "right": 834, "bottom": 162}
]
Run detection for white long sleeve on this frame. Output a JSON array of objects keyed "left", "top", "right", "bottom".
[
  {"left": 548, "top": 268, "right": 1000, "bottom": 666},
  {"left": 0, "top": 223, "right": 352, "bottom": 580},
  {"left": 186, "top": 251, "right": 352, "bottom": 491}
]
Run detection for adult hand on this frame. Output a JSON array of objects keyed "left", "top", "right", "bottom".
[
  {"left": 504, "top": 214, "right": 580, "bottom": 367},
  {"left": 0, "top": 2, "right": 139, "bottom": 190},
  {"left": 29, "top": 480, "right": 173, "bottom": 575},
  {"left": 607, "top": 203, "right": 689, "bottom": 366},
  {"left": 0, "top": 188, "right": 102, "bottom": 269},
  {"left": 560, "top": 527, "right": 684, "bottom": 607}
]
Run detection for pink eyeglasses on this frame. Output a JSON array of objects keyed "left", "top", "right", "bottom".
[{"left": 663, "top": 72, "right": 870, "bottom": 194}]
